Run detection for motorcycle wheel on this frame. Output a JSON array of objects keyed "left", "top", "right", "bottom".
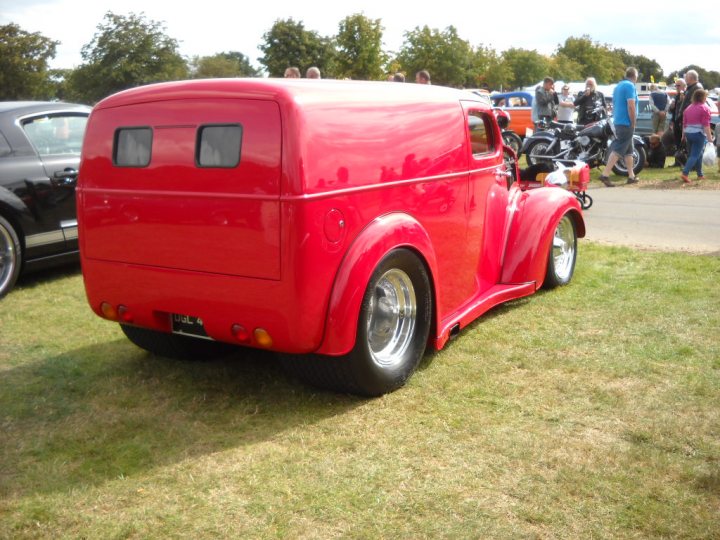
[
  {"left": 524, "top": 139, "right": 555, "bottom": 166},
  {"left": 611, "top": 143, "right": 646, "bottom": 177},
  {"left": 502, "top": 131, "right": 522, "bottom": 155}
]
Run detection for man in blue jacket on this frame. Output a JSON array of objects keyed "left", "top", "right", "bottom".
[{"left": 599, "top": 67, "right": 639, "bottom": 186}]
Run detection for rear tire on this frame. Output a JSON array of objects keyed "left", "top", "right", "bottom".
[
  {"left": 611, "top": 143, "right": 646, "bottom": 177},
  {"left": 543, "top": 213, "right": 577, "bottom": 289},
  {"left": 282, "top": 249, "right": 433, "bottom": 396},
  {"left": 0, "top": 215, "right": 21, "bottom": 299},
  {"left": 120, "top": 324, "right": 237, "bottom": 360}
]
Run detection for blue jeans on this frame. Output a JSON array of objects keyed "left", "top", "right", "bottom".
[{"left": 683, "top": 131, "right": 706, "bottom": 177}]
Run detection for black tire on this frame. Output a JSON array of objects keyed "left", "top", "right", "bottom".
[
  {"left": 0, "top": 215, "right": 22, "bottom": 299},
  {"left": 611, "top": 143, "right": 646, "bottom": 177},
  {"left": 502, "top": 131, "right": 522, "bottom": 155},
  {"left": 543, "top": 213, "right": 578, "bottom": 289},
  {"left": 577, "top": 192, "right": 593, "bottom": 210},
  {"left": 524, "top": 139, "right": 555, "bottom": 166},
  {"left": 282, "top": 249, "right": 433, "bottom": 396},
  {"left": 120, "top": 324, "right": 237, "bottom": 360}
]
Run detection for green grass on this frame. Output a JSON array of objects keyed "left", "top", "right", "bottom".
[{"left": 1, "top": 246, "right": 719, "bottom": 539}]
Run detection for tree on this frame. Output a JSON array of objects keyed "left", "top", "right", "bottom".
[
  {"left": 470, "top": 45, "right": 507, "bottom": 90},
  {"left": 0, "top": 23, "right": 58, "bottom": 100},
  {"left": 548, "top": 53, "right": 583, "bottom": 84},
  {"left": 615, "top": 49, "right": 663, "bottom": 83},
  {"left": 500, "top": 48, "right": 549, "bottom": 88},
  {"left": 258, "top": 18, "right": 334, "bottom": 78},
  {"left": 396, "top": 26, "right": 474, "bottom": 87},
  {"left": 66, "top": 12, "right": 188, "bottom": 104},
  {"left": 334, "top": 14, "right": 386, "bottom": 80},
  {"left": 555, "top": 35, "right": 624, "bottom": 84},
  {"left": 190, "top": 51, "right": 260, "bottom": 78}
]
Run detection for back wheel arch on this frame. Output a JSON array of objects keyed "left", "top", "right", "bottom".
[{"left": 316, "top": 213, "right": 439, "bottom": 357}]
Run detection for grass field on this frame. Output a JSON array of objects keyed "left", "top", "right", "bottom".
[{"left": 1, "top": 243, "right": 719, "bottom": 539}]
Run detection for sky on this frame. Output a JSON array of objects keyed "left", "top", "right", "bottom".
[{"left": 2, "top": 0, "right": 719, "bottom": 81}]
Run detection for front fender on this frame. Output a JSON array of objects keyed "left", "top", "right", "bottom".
[
  {"left": 501, "top": 187, "right": 585, "bottom": 287},
  {"left": 316, "top": 213, "right": 439, "bottom": 356}
]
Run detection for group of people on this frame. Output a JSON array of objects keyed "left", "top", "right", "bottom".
[
  {"left": 284, "top": 66, "right": 322, "bottom": 79},
  {"left": 283, "top": 67, "right": 433, "bottom": 85},
  {"left": 533, "top": 76, "right": 607, "bottom": 127},
  {"left": 534, "top": 68, "right": 716, "bottom": 186}
]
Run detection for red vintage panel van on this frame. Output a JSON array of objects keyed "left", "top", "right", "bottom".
[{"left": 77, "top": 79, "right": 585, "bottom": 396}]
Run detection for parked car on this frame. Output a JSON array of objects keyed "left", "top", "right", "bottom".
[
  {"left": 490, "top": 91, "right": 535, "bottom": 137},
  {"left": 78, "top": 79, "right": 584, "bottom": 396},
  {"left": 0, "top": 101, "right": 91, "bottom": 298}
]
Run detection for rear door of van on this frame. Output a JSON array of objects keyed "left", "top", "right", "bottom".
[{"left": 79, "top": 99, "right": 282, "bottom": 280}]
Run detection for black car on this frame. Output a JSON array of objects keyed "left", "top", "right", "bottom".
[{"left": 0, "top": 101, "right": 91, "bottom": 298}]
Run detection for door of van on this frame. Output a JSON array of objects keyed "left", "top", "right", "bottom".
[{"left": 462, "top": 104, "right": 511, "bottom": 290}]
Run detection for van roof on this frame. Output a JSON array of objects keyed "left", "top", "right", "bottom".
[{"left": 95, "top": 78, "right": 485, "bottom": 110}]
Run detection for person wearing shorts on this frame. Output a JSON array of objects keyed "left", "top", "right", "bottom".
[{"left": 599, "top": 67, "right": 640, "bottom": 187}]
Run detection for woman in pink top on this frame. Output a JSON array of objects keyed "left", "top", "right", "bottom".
[{"left": 681, "top": 89, "right": 714, "bottom": 182}]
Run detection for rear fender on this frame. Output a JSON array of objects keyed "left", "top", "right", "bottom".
[
  {"left": 501, "top": 187, "right": 585, "bottom": 287},
  {"left": 316, "top": 213, "right": 438, "bottom": 356}
]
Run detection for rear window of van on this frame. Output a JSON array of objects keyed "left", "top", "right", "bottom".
[
  {"left": 112, "top": 124, "right": 243, "bottom": 168},
  {"left": 114, "top": 127, "right": 152, "bottom": 167},
  {"left": 196, "top": 124, "right": 242, "bottom": 168}
]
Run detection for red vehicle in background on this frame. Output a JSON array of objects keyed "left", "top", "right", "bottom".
[{"left": 77, "top": 79, "right": 585, "bottom": 396}]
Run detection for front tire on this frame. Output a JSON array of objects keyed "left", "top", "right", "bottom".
[
  {"left": 282, "top": 249, "right": 433, "bottom": 396},
  {"left": 543, "top": 213, "right": 578, "bottom": 289},
  {"left": 0, "top": 215, "right": 22, "bottom": 299},
  {"left": 120, "top": 324, "right": 236, "bottom": 360}
]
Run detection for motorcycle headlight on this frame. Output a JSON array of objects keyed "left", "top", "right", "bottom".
[{"left": 577, "top": 135, "right": 590, "bottom": 146}]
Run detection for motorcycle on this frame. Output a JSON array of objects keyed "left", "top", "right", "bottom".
[{"left": 520, "top": 110, "right": 647, "bottom": 178}]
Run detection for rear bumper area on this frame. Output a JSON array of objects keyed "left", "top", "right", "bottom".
[{"left": 82, "top": 259, "right": 325, "bottom": 353}]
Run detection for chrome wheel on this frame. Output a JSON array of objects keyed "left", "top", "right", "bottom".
[
  {"left": 550, "top": 215, "right": 576, "bottom": 284},
  {"left": 0, "top": 217, "right": 21, "bottom": 298},
  {"left": 366, "top": 268, "right": 417, "bottom": 368}
]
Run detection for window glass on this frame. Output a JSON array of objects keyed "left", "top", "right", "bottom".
[
  {"left": 22, "top": 113, "right": 88, "bottom": 156},
  {"left": 114, "top": 127, "right": 152, "bottom": 167},
  {"left": 468, "top": 111, "right": 494, "bottom": 157},
  {"left": 197, "top": 124, "right": 242, "bottom": 168}
]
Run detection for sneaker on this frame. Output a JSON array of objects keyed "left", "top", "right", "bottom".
[
  {"left": 680, "top": 174, "right": 690, "bottom": 183},
  {"left": 599, "top": 175, "right": 614, "bottom": 187},
  {"left": 626, "top": 176, "right": 639, "bottom": 184}
]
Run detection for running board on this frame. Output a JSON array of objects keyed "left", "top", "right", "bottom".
[{"left": 434, "top": 282, "right": 536, "bottom": 350}]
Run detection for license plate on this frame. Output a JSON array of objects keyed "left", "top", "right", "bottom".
[{"left": 171, "top": 314, "right": 212, "bottom": 340}]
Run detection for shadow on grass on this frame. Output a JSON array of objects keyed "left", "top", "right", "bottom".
[
  {"left": 0, "top": 339, "right": 364, "bottom": 499},
  {"left": 15, "top": 261, "right": 81, "bottom": 290}
]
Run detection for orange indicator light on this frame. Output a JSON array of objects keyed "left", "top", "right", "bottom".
[{"left": 253, "top": 328, "right": 273, "bottom": 348}]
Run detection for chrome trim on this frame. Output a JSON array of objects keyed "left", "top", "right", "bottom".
[{"left": 25, "top": 230, "right": 65, "bottom": 248}]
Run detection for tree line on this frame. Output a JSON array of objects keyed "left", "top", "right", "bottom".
[{"left": 2, "top": 12, "right": 719, "bottom": 105}]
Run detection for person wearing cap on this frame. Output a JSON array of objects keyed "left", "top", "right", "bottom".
[
  {"left": 557, "top": 84, "right": 575, "bottom": 123},
  {"left": 535, "top": 77, "right": 557, "bottom": 126}
]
